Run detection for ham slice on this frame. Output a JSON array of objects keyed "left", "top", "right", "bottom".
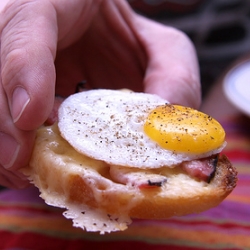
[
  {"left": 109, "top": 165, "right": 168, "bottom": 189},
  {"left": 109, "top": 155, "right": 218, "bottom": 189},
  {"left": 180, "top": 155, "right": 218, "bottom": 183}
]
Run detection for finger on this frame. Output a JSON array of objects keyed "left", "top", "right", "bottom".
[
  {"left": 0, "top": 81, "right": 35, "bottom": 172},
  {"left": 0, "top": 0, "right": 8, "bottom": 12},
  {"left": 134, "top": 16, "right": 201, "bottom": 109},
  {"left": 0, "top": 167, "right": 29, "bottom": 189},
  {"left": 0, "top": 0, "right": 57, "bottom": 130}
]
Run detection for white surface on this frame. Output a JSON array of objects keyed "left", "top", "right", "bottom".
[{"left": 223, "top": 60, "right": 250, "bottom": 116}]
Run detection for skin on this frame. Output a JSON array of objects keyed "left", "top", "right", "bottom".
[{"left": 0, "top": 0, "right": 200, "bottom": 188}]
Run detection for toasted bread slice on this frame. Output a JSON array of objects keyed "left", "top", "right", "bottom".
[{"left": 23, "top": 124, "right": 237, "bottom": 234}]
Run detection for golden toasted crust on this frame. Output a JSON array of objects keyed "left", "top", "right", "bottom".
[
  {"left": 130, "top": 155, "right": 237, "bottom": 219},
  {"left": 23, "top": 124, "right": 237, "bottom": 232},
  {"left": 218, "top": 155, "right": 238, "bottom": 192}
]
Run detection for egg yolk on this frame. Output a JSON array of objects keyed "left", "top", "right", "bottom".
[{"left": 144, "top": 104, "right": 225, "bottom": 154}]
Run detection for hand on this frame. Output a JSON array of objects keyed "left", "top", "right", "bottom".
[{"left": 0, "top": 0, "right": 200, "bottom": 188}]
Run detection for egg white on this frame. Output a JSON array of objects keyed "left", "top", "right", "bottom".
[{"left": 58, "top": 89, "right": 224, "bottom": 168}]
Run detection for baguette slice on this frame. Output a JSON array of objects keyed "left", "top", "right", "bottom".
[{"left": 23, "top": 123, "right": 237, "bottom": 234}]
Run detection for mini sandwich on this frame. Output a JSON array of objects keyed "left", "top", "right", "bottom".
[{"left": 23, "top": 89, "right": 237, "bottom": 234}]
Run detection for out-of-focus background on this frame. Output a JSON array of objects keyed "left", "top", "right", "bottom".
[{"left": 128, "top": 0, "right": 250, "bottom": 98}]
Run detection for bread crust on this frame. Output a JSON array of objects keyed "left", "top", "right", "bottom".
[
  {"left": 130, "top": 154, "right": 237, "bottom": 218},
  {"left": 23, "top": 124, "right": 237, "bottom": 231}
]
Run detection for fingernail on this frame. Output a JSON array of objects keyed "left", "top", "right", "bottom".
[
  {"left": 11, "top": 87, "right": 30, "bottom": 123},
  {"left": 0, "top": 132, "right": 20, "bottom": 169}
]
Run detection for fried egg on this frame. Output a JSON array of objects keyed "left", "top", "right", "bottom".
[{"left": 58, "top": 89, "right": 225, "bottom": 168}]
